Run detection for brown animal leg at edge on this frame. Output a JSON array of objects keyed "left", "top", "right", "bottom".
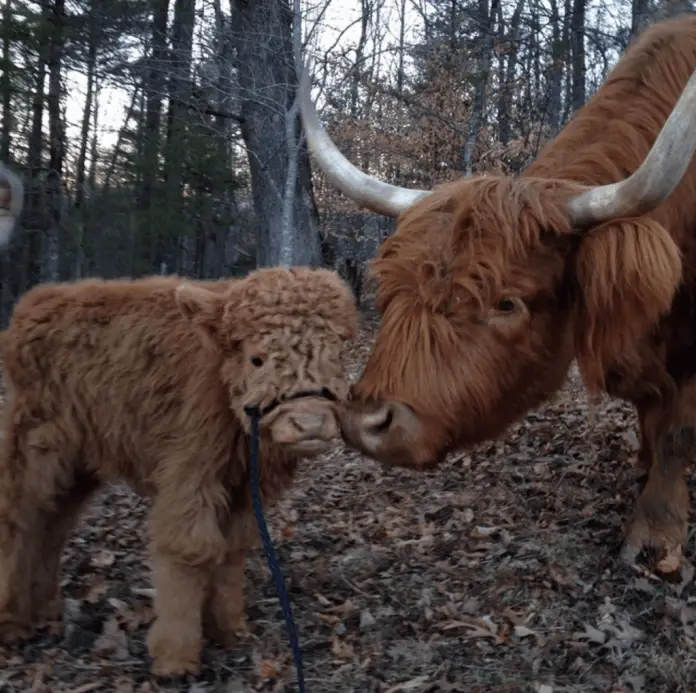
[
  {"left": 203, "top": 548, "right": 247, "bottom": 647},
  {"left": 0, "top": 410, "right": 31, "bottom": 641},
  {"left": 635, "top": 404, "right": 660, "bottom": 491},
  {"left": 0, "top": 425, "right": 96, "bottom": 642},
  {"left": 30, "top": 473, "right": 100, "bottom": 626},
  {"left": 0, "top": 500, "right": 36, "bottom": 643},
  {"left": 621, "top": 407, "right": 694, "bottom": 566}
]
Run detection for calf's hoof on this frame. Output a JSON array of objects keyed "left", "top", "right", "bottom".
[
  {"left": 151, "top": 654, "right": 201, "bottom": 678},
  {"left": 204, "top": 615, "right": 248, "bottom": 648},
  {"left": 33, "top": 596, "right": 64, "bottom": 625},
  {"left": 147, "top": 621, "right": 202, "bottom": 677},
  {"left": 0, "top": 616, "right": 35, "bottom": 644}
]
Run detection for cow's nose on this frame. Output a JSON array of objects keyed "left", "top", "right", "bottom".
[{"left": 361, "top": 403, "right": 395, "bottom": 435}]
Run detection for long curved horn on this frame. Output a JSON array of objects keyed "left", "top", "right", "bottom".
[
  {"left": 0, "top": 161, "right": 23, "bottom": 248},
  {"left": 297, "top": 63, "right": 431, "bottom": 218},
  {"left": 567, "top": 67, "right": 696, "bottom": 227}
]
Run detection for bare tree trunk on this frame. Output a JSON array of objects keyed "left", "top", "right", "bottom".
[
  {"left": 164, "top": 0, "right": 195, "bottom": 271},
  {"left": 630, "top": 0, "right": 651, "bottom": 40},
  {"left": 105, "top": 88, "right": 139, "bottom": 189},
  {"left": 88, "top": 87, "right": 100, "bottom": 192},
  {"left": 210, "top": 0, "right": 238, "bottom": 276},
  {"left": 136, "top": 0, "right": 169, "bottom": 273},
  {"left": 461, "top": 0, "right": 499, "bottom": 175},
  {"left": 73, "top": 3, "right": 99, "bottom": 278},
  {"left": 46, "top": 0, "right": 66, "bottom": 280},
  {"left": 82, "top": 82, "right": 101, "bottom": 276},
  {"left": 531, "top": 0, "right": 541, "bottom": 98},
  {"left": 231, "top": 0, "right": 321, "bottom": 267},
  {"left": 547, "top": 0, "right": 563, "bottom": 133},
  {"left": 388, "top": 0, "right": 407, "bottom": 188},
  {"left": 1, "top": 0, "right": 13, "bottom": 321},
  {"left": 22, "top": 15, "right": 50, "bottom": 291},
  {"left": 397, "top": 0, "right": 407, "bottom": 95},
  {"left": 74, "top": 56, "right": 96, "bottom": 214},
  {"left": 497, "top": 0, "right": 525, "bottom": 145},
  {"left": 349, "top": 0, "right": 371, "bottom": 118},
  {"left": 1, "top": 0, "right": 12, "bottom": 161},
  {"left": 570, "top": 0, "right": 586, "bottom": 112}
]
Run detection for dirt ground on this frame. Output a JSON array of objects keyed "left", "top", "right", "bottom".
[{"left": 1, "top": 315, "right": 696, "bottom": 693}]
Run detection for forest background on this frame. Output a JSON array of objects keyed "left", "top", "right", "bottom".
[{"left": 0, "top": 0, "right": 685, "bottom": 324}]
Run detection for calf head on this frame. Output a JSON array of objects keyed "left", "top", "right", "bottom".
[{"left": 176, "top": 266, "right": 358, "bottom": 456}]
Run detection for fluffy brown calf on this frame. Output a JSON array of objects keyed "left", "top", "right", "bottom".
[
  {"left": 0, "top": 267, "right": 358, "bottom": 676},
  {"left": 299, "top": 17, "right": 696, "bottom": 569}
]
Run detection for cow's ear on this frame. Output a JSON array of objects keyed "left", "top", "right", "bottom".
[
  {"left": 176, "top": 283, "right": 225, "bottom": 350},
  {"left": 573, "top": 218, "right": 681, "bottom": 391}
]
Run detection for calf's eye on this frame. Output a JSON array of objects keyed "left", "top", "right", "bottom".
[
  {"left": 497, "top": 298, "right": 517, "bottom": 313},
  {"left": 250, "top": 356, "right": 264, "bottom": 367}
]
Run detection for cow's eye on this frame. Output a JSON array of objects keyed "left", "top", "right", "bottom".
[
  {"left": 497, "top": 298, "right": 517, "bottom": 313},
  {"left": 250, "top": 356, "right": 264, "bottom": 367}
]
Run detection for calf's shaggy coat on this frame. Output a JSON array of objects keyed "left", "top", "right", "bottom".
[{"left": 0, "top": 267, "right": 358, "bottom": 676}]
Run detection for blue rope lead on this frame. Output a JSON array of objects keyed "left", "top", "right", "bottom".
[{"left": 249, "top": 411, "right": 307, "bottom": 693}]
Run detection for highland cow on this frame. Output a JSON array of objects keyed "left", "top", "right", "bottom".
[
  {"left": 299, "top": 16, "right": 696, "bottom": 569},
  {"left": 0, "top": 267, "right": 358, "bottom": 676}
]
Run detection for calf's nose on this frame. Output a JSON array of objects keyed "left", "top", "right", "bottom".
[{"left": 288, "top": 410, "right": 328, "bottom": 437}]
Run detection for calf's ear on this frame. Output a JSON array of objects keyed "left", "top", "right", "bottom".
[
  {"left": 573, "top": 218, "right": 681, "bottom": 391},
  {"left": 175, "top": 283, "right": 225, "bottom": 350}
]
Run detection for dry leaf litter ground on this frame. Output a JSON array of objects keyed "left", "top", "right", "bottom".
[{"left": 1, "top": 314, "right": 696, "bottom": 693}]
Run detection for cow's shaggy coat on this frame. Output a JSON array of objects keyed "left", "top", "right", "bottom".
[{"left": 304, "top": 17, "right": 696, "bottom": 567}]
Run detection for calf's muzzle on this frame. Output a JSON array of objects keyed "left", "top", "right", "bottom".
[{"left": 250, "top": 389, "right": 342, "bottom": 456}]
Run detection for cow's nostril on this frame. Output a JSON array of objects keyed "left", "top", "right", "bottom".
[{"left": 368, "top": 406, "right": 393, "bottom": 435}]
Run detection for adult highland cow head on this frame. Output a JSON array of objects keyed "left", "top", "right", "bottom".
[
  {"left": 176, "top": 266, "right": 358, "bottom": 456},
  {"left": 298, "top": 61, "right": 696, "bottom": 468}
]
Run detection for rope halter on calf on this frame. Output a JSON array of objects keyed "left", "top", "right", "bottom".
[{"left": 245, "top": 386, "right": 339, "bottom": 693}]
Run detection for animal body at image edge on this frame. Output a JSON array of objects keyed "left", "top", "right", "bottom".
[
  {"left": 301, "top": 15, "right": 696, "bottom": 569},
  {"left": 0, "top": 162, "right": 23, "bottom": 248}
]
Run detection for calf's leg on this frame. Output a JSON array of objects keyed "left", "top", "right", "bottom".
[
  {"left": 203, "top": 548, "right": 247, "bottom": 647},
  {"left": 0, "top": 499, "right": 37, "bottom": 642},
  {"left": 203, "top": 515, "right": 255, "bottom": 647},
  {"left": 146, "top": 491, "right": 227, "bottom": 677},
  {"left": 0, "top": 419, "right": 77, "bottom": 642},
  {"left": 147, "top": 552, "right": 211, "bottom": 677},
  {"left": 30, "top": 472, "right": 100, "bottom": 625},
  {"left": 0, "top": 420, "right": 32, "bottom": 641}
]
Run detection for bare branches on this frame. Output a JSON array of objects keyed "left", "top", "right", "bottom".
[{"left": 0, "top": 0, "right": 654, "bottom": 320}]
